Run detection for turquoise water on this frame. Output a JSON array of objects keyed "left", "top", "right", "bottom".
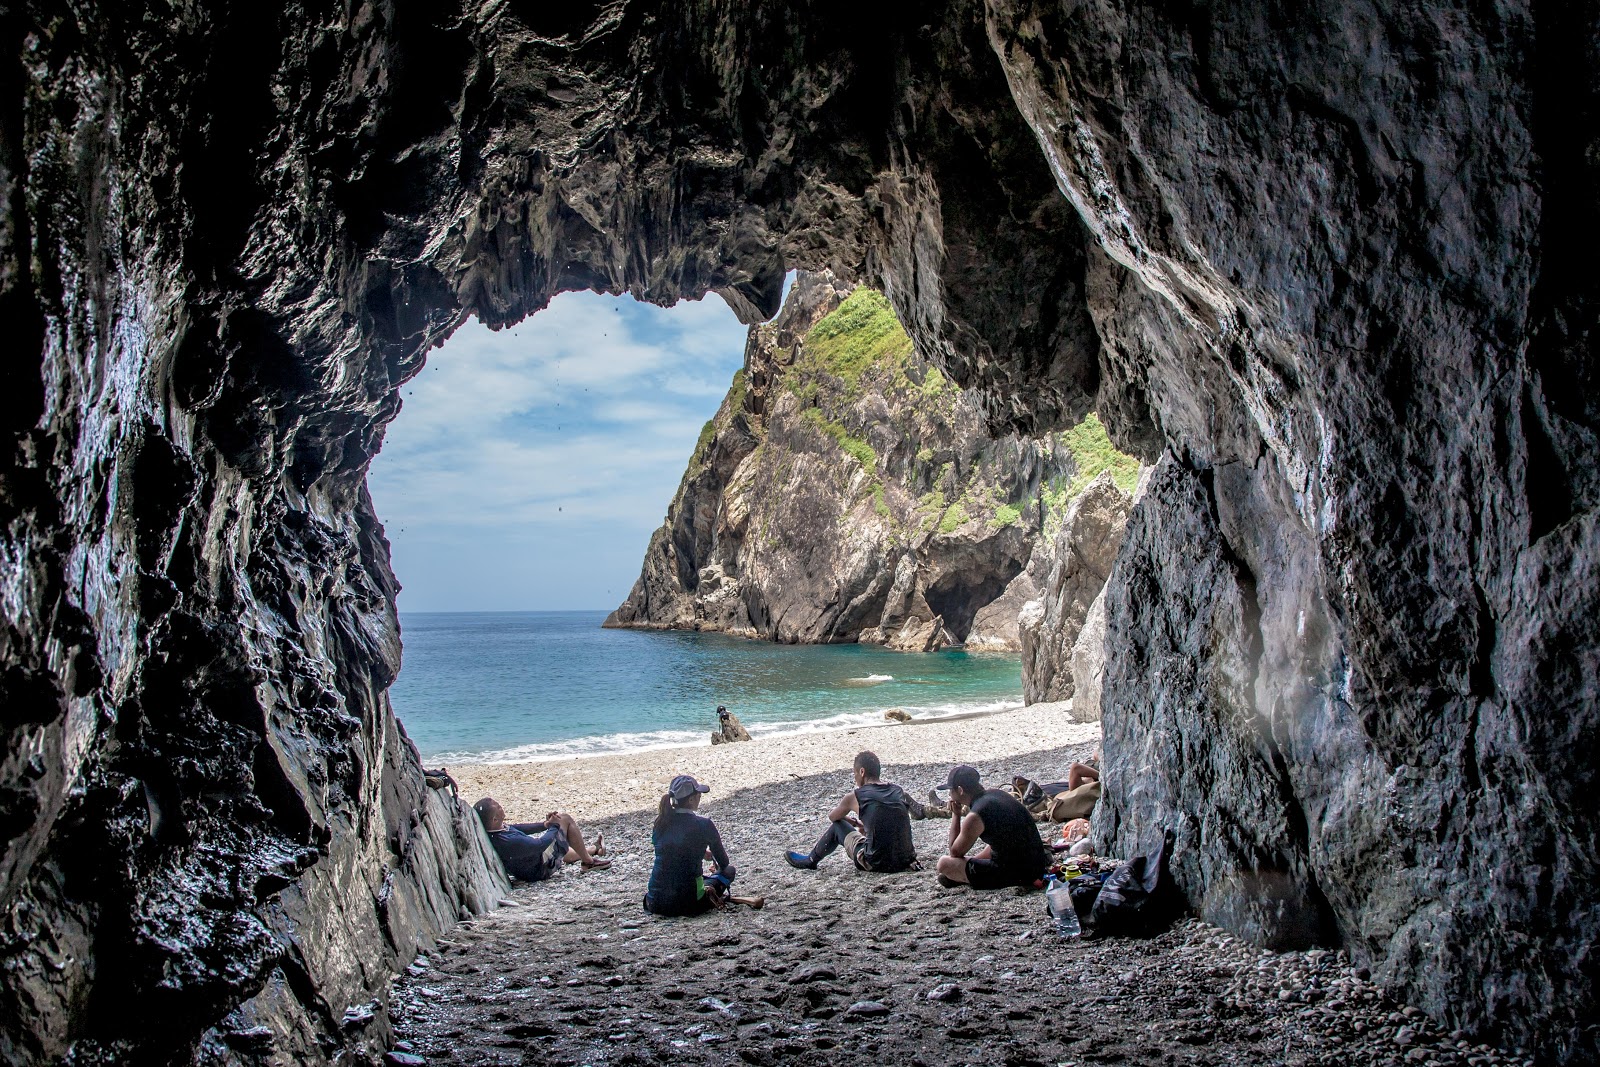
[{"left": 392, "top": 611, "right": 1025, "bottom": 762}]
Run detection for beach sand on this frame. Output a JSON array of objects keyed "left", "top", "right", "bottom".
[
  {"left": 393, "top": 706, "right": 1527, "bottom": 1067},
  {"left": 447, "top": 700, "right": 1099, "bottom": 823}
]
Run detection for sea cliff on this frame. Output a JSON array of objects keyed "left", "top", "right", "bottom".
[{"left": 606, "top": 273, "right": 1138, "bottom": 654}]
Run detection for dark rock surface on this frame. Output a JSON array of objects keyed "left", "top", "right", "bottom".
[
  {"left": 1018, "top": 471, "right": 1135, "bottom": 705},
  {"left": 605, "top": 271, "right": 1101, "bottom": 650},
  {"left": 3, "top": 0, "right": 1597, "bottom": 1063}
]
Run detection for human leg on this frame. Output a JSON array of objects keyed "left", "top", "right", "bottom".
[
  {"left": 935, "top": 854, "right": 969, "bottom": 885},
  {"left": 547, "top": 812, "right": 608, "bottom": 867},
  {"left": 1067, "top": 763, "right": 1100, "bottom": 791}
]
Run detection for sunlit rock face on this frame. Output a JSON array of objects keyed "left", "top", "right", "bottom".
[
  {"left": 605, "top": 271, "right": 1087, "bottom": 651},
  {"left": 3, "top": 0, "right": 1595, "bottom": 1063}
]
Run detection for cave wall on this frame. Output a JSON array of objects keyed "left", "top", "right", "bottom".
[{"left": 2, "top": 0, "right": 1596, "bottom": 1063}]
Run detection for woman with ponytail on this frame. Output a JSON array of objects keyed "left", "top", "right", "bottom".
[{"left": 644, "top": 775, "right": 736, "bottom": 916}]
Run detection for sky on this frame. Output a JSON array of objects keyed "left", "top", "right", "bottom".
[{"left": 367, "top": 290, "right": 755, "bottom": 612}]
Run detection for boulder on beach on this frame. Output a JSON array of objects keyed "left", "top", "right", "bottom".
[
  {"left": 883, "top": 708, "right": 913, "bottom": 723},
  {"left": 710, "top": 706, "right": 752, "bottom": 745}
]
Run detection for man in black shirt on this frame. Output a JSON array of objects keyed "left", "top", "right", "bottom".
[
  {"left": 784, "top": 751, "right": 925, "bottom": 872},
  {"left": 474, "top": 797, "right": 609, "bottom": 883},
  {"left": 934, "top": 765, "right": 1049, "bottom": 890}
]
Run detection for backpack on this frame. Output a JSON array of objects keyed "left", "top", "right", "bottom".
[
  {"left": 1087, "top": 830, "right": 1178, "bottom": 937},
  {"left": 1045, "top": 780, "right": 1101, "bottom": 822}
]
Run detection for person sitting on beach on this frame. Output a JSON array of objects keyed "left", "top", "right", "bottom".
[
  {"left": 644, "top": 775, "right": 738, "bottom": 916},
  {"left": 934, "top": 765, "right": 1051, "bottom": 891},
  {"left": 473, "top": 798, "right": 609, "bottom": 883},
  {"left": 784, "top": 750, "right": 926, "bottom": 872}
]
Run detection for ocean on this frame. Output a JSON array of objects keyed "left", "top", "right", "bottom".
[{"left": 391, "top": 611, "right": 1026, "bottom": 762}]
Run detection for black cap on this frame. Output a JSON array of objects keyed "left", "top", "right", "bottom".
[{"left": 945, "top": 765, "right": 983, "bottom": 795}]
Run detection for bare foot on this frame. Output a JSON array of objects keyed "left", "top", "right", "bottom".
[{"left": 591, "top": 832, "right": 605, "bottom": 857}]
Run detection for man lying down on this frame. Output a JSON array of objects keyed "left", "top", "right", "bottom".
[{"left": 473, "top": 797, "right": 610, "bottom": 883}]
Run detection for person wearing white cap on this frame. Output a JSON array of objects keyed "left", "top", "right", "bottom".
[{"left": 643, "top": 774, "right": 738, "bottom": 916}]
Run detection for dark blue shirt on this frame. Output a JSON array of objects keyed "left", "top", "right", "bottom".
[
  {"left": 488, "top": 821, "right": 562, "bottom": 882},
  {"left": 645, "top": 809, "right": 733, "bottom": 915}
]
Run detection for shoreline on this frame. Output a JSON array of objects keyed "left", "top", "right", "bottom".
[
  {"left": 447, "top": 700, "right": 1094, "bottom": 822},
  {"left": 424, "top": 696, "right": 1038, "bottom": 767}
]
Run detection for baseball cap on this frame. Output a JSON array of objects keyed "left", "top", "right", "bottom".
[
  {"left": 943, "top": 765, "right": 983, "bottom": 795},
  {"left": 669, "top": 774, "right": 711, "bottom": 802}
]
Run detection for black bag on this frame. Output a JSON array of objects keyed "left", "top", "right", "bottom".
[
  {"left": 423, "top": 767, "right": 459, "bottom": 797},
  {"left": 1069, "top": 871, "right": 1108, "bottom": 920},
  {"left": 1088, "top": 831, "right": 1177, "bottom": 937}
]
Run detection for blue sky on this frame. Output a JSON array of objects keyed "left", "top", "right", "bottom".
[{"left": 368, "top": 290, "right": 753, "bottom": 612}]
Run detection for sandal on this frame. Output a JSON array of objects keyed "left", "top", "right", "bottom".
[{"left": 581, "top": 857, "right": 612, "bottom": 870}]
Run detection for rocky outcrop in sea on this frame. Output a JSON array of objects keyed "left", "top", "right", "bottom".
[{"left": 606, "top": 272, "right": 1137, "bottom": 653}]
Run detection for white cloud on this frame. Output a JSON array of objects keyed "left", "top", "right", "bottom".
[{"left": 368, "top": 288, "right": 751, "bottom": 610}]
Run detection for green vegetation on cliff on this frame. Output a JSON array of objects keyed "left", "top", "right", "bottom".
[
  {"left": 803, "top": 288, "right": 915, "bottom": 385},
  {"left": 1063, "top": 413, "right": 1139, "bottom": 496}
]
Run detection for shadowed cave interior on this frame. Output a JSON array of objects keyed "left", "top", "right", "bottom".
[{"left": 1, "top": 1, "right": 1597, "bottom": 1065}]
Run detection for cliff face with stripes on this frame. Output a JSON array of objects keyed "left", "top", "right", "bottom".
[{"left": 2, "top": 0, "right": 1596, "bottom": 1062}]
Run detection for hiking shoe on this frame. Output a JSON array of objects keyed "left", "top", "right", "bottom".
[{"left": 785, "top": 850, "right": 818, "bottom": 870}]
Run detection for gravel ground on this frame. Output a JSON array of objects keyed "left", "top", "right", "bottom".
[{"left": 392, "top": 744, "right": 1534, "bottom": 1067}]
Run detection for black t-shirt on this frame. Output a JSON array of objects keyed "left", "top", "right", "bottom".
[
  {"left": 970, "top": 789, "right": 1048, "bottom": 876},
  {"left": 855, "top": 782, "right": 916, "bottom": 871},
  {"left": 646, "top": 809, "right": 734, "bottom": 916}
]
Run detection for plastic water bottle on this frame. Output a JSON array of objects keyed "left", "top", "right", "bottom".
[{"left": 1045, "top": 875, "right": 1081, "bottom": 938}]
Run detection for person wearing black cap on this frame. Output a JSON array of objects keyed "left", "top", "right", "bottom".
[
  {"left": 933, "top": 765, "right": 1050, "bottom": 890},
  {"left": 644, "top": 774, "right": 738, "bottom": 916}
]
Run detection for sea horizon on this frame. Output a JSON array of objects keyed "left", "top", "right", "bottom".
[{"left": 390, "top": 609, "right": 1027, "bottom": 764}]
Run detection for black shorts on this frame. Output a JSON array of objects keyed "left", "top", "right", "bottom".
[{"left": 965, "top": 856, "right": 1040, "bottom": 891}]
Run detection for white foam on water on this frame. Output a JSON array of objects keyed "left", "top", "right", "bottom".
[
  {"left": 432, "top": 697, "right": 1026, "bottom": 765},
  {"left": 840, "top": 674, "right": 894, "bottom": 686}
]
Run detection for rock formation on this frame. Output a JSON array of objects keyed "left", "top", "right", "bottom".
[
  {"left": 4, "top": 0, "right": 1597, "bottom": 1062},
  {"left": 1018, "top": 471, "right": 1136, "bottom": 706},
  {"left": 607, "top": 272, "right": 1127, "bottom": 651},
  {"left": 710, "top": 707, "right": 752, "bottom": 745}
]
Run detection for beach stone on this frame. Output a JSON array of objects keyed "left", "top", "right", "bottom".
[
  {"left": 791, "top": 966, "right": 838, "bottom": 985},
  {"left": 927, "top": 984, "right": 962, "bottom": 1003},
  {"left": 384, "top": 1055, "right": 425, "bottom": 1067},
  {"left": 846, "top": 1001, "right": 892, "bottom": 1018}
]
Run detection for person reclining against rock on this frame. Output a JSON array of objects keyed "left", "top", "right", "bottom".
[
  {"left": 784, "top": 750, "right": 926, "bottom": 872},
  {"left": 473, "top": 798, "right": 610, "bottom": 883},
  {"left": 644, "top": 775, "right": 738, "bottom": 916},
  {"left": 934, "top": 765, "right": 1051, "bottom": 891},
  {"left": 1011, "top": 759, "right": 1102, "bottom": 820}
]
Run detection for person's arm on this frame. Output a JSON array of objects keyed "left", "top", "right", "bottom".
[
  {"left": 704, "top": 820, "right": 735, "bottom": 883},
  {"left": 508, "top": 822, "right": 548, "bottom": 834},
  {"left": 826, "top": 789, "right": 860, "bottom": 824},
  {"left": 948, "top": 811, "right": 985, "bottom": 859}
]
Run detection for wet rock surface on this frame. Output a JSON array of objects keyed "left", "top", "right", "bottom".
[{"left": 392, "top": 752, "right": 1534, "bottom": 1067}]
